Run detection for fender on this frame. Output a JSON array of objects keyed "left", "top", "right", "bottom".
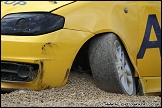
[{"left": 137, "top": 14, "right": 161, "bottom": 59}]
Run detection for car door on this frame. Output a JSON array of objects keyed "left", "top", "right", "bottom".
[{"left": 137, "top": 1, "right": 161, "bottom": 77}]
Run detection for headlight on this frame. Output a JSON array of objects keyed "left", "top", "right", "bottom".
[{"left": 1, "top": 12, "right": 65, "bottom": 36}]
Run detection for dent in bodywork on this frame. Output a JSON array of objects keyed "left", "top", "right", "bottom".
[
  {"left": 36, "top": 60, "right": 45, "bottom": 89},
  {"left": 36, "top": 60, "right": 52, "bottom": 89},
  {"left": 61, "top": 68, "right": 70, "bottom": 85},
  {"left": 41, "top": 42, "right": 58, "bottom": 55},
  {"left": 64, "top": 69, "right": 70, "bottom": 81},
  {"left": 39, "top": 61, "right": 44, "bottom": 80}
]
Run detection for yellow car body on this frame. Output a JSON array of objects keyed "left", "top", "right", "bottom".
[{"left": 1, "top": 1, "right": 161, "bottom": 95}]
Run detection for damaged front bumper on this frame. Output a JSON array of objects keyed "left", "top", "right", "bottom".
[
  {"left": 1, "top": 61, "right": 39, "bottom": 82},
  {"left": 1, "top": 59, "right": 45, "bottom": 91},
  {"left": 1, "top": 29, "right": 93, "bottom": 91}
]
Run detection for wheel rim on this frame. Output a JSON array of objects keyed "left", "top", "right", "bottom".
[{"left": 114, "top": 40, "right": 133, "bottom": 95}]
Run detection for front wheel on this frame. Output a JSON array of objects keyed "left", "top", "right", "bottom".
[{"left": 88, "top": 33, "right": 136, "bottom": 95}]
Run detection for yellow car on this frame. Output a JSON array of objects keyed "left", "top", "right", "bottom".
[{"left": 1, "top": 1, "right": 161, "bottom": 96}]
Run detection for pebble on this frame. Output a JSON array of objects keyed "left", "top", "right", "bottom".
[{"left": 1, "top": 71, "right": 161, "bottom": 107}]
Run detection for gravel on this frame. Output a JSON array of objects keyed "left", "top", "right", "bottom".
[{"left": 1, "top": 71, "right": 161, "bottom": 107}]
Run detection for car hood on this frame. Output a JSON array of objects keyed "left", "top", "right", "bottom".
[{"left": 1, "top": 1, "right": 74, "bottom": 18}]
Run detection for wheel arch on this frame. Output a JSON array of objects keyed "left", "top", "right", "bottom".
[{"left": 71, "top": 31, "right": 139, "bottom": 78}]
